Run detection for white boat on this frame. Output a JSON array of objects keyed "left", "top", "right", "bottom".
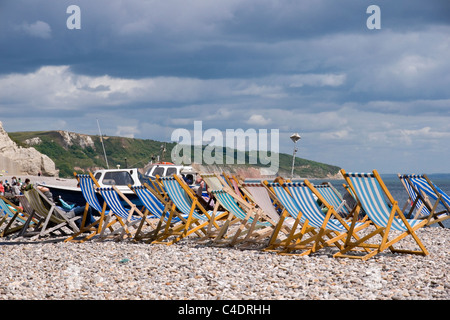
[
  {"left": 144, "top": 162, "right": 197, "bottom": 185},
  {"left": 45, "top": 163, "right": 198, "bottom": 206},
  {"left": 44, "top": 168, "right": 143, "bottom": 206}
]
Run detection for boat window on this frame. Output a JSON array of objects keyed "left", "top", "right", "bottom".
[
  {"left": 152, "top": 167, "right": 165, "bottom": 177},
  {"left": 94, "top": 172, "right": 101, "bottom": 181},
  {"left": 166, "top": 167, "right": 177, "bottom": 176},
  {"left": 102, "top": 171, "right": 135, "bottom": 186}
]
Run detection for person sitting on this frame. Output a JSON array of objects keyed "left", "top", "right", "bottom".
[
  {"left": 54, "top": 196, "right": 96, "bottom": 228},
  {"left": 22, "top": 178, "right": 95, "bottom": 228}
]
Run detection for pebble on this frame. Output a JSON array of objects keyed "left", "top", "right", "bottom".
[{"left": 0, "top": 226, "right": 448, "bottom": 300}]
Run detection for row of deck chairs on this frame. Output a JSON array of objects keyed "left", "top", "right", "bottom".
[
  {"left": 0, "top": 186, "right": 81, "bottom": 240},
  {"left": 0, "top": 169, "right": 448, "bottom": 261}
]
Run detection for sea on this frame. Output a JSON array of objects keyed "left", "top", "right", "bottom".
[{"left": 253, "top": 173, "right": 450, "bottom": 229}]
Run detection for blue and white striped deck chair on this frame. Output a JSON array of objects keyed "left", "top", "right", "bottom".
[
  {"left": 278, "top": 181, "right": 369, "bottom": 256},
  {"left": 264, "top": 181, "right": 338, "bottom": 253},
  {"left": 314, "top": 183, "right": 351, "bottom": 218},
  {"left": 155, "top": 175, "right": 228, "bottom": 245},
  {"left": 97, "top": 186, "right": 157, "bottom": 241},
  {"left": 210, "top": 189, "right": 274, "bottom": 247},
  {"left": 340, "top": 169, "right": 431, "bottom": 260},
  {"left": 399, "top": 174, "right": 450, "bottom": 227},
  {"left": 65, "top": 173, "right": 111, "bottom": 242},
  {"left": 398, "top": 174, "right": 432, "bottom": 219},
  {"left": 129, "top": 184, "right": 187, "bottom": 242}
]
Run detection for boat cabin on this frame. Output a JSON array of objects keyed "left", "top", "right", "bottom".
[
  {"left": 93, "top": 168, "right": 142, "bottom": 188},
  {"left": 145, "top": 163, "right": 196, "bottom": 185}
]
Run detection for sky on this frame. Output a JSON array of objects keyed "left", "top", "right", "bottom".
[{"left": 1, "top": 0, "right": 450, "bottom": 174}]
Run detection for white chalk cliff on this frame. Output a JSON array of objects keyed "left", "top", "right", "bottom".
[{"left": 0, "top": 121, "right": 58, "bottom": 176}]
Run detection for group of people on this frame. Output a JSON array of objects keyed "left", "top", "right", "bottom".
[{"left": 0, "top": 176, "right": 26, "bottom": 197}]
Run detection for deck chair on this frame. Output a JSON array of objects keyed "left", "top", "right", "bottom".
[
  {"left": 65, "top": 173, "right": 112, "bottom": 242},
  {"left": 267, "top": 180, "right": 370, "bottom": 256},
  {"left": 202, "top": 172, "right": 257, "bottom": 210},
  {"left": 154, "top": 175, "right": 228, "bottom": 245},
  {"left": 201, "top": 173, "right": 276, "bottom": 246},
  {"left": 239, "top": 182, "right": 307, "bottom": 250},
  {"left": 16, "top": 195, "right": 46, "bottom": 237},
  {"left": 128, "top": 183, "right": 188, "bottom": 243},
  {"left": 24, "top": 187, "right": 81, "bottom": 239},
  {"left": 209, "top": 188, "right": 280, "bottom": 248},
  {"left": 398, "top": 174, "right": 450, "bottom": 227},
  {"left": 0, "top": 196, "right": 39, "bottom": 237},
  {"left": 96, "top": 185, "right": 160, "bottom": 241},
  {"left": 314, "top": 183, "right": 353, "bottom": 218},
  {"left": 338, "top": 169, "right": 432, "bottom": 260}
]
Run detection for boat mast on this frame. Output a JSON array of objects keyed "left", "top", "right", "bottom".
[{"left": 97, "top": 119, "right": 109, "bottom": 169}]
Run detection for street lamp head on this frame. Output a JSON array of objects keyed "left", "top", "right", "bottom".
[{"left": 290, "top": 133, "right": 301, "bottom": 143}]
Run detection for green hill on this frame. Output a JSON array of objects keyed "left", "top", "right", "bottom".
[{"left": 8, "top": 130, "right": 341, "bottom": 178}]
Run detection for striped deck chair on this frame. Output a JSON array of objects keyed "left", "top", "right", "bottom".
[
  {"left": 154, "top": 175, "right": 228, "bottom": 245},
  {"left": 65, "top": 173, "right": 112, "bottom": 242},
  {"left": 314, "top": 183, "right": 353, "bottom": 218},
  {"left": 264, "top": 181, "right": 340, "bottom": 254},
  {"left": 268, "top": 180, "right": 370, "bottom": 256},
  {"left": 24, "top": 187, "right": 81, "bottom": 239},
  {"left": 240, "top": 182, "right": 305, "bottom": 250},
  {"left": 0, "top": 196, "right": 39, "bottom": 237},
  {"left": 129, "top": 183, "right": 187, "bottom": 242},
  {"left": 398, "top": 174, "right": 450, "bottom": 227},
  {"left": 96, "top": 185, "right": 159, "bottom": 241},
  {"left": 210, "top": 189, "right": 277, "bottom": 248},
  {"left": 339, "top": 169, "right": 432, "bottom": 260}
]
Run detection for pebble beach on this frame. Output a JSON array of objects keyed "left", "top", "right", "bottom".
[{"left": 0, "top": 175, "right": 448, "bottom": 301}]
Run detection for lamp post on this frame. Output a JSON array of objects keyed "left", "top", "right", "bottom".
[{"left": 290, "top": 133, "right": 301, "bottom": 178}]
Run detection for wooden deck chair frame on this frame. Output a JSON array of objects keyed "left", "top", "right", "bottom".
[
  {"left": 96, "top": 185, "right": 160, "bottom": 241},
  {"left": 153, "top": 174, "right": 228, "bottom": 245},
  {"left": 398, "top": 174, "right": 450, "bottom": 228},
  {"left": 209, "top": 188, "right": 279, "bottom": 248},
  {"left": 24, "top": 187, "right": 81, "bottom": 239},
  {"left": 263, "top": 181, "right": 341, "bottom": 255},
  {"left": 241, "top": 182, "right": 312, "bottom": 251},
  {"left": 16, "top": 195, "right": 46, "bottom": 237},
  {"left": 267, "top": 180, "right": 370, "bottom": 256},
  {"left": 199, "top": 172, "right": 270, "bottom": 245},
  {"left": 65, "top": 172, "right": 113, "bottom": 242},
  {"left": 338, "top": 169, "right": 433, "bottom": 261},
  {"left": 129, "top": 183, "right": 188, "bottom": 243},
  {"left": 0, "top": 196, "right": 40, "bottom": 237}
]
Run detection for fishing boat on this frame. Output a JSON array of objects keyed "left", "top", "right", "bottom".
[{"left": 45, "top": 163, "right": 198, "bottom": 207}]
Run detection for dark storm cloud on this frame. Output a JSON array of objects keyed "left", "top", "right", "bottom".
[{"left": 1, "top": 0, "right": 449, "bottom": 78}]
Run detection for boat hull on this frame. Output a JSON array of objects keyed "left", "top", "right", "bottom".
[{"left": 45, "top": 184, "right": 141, "bottom": 208}]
